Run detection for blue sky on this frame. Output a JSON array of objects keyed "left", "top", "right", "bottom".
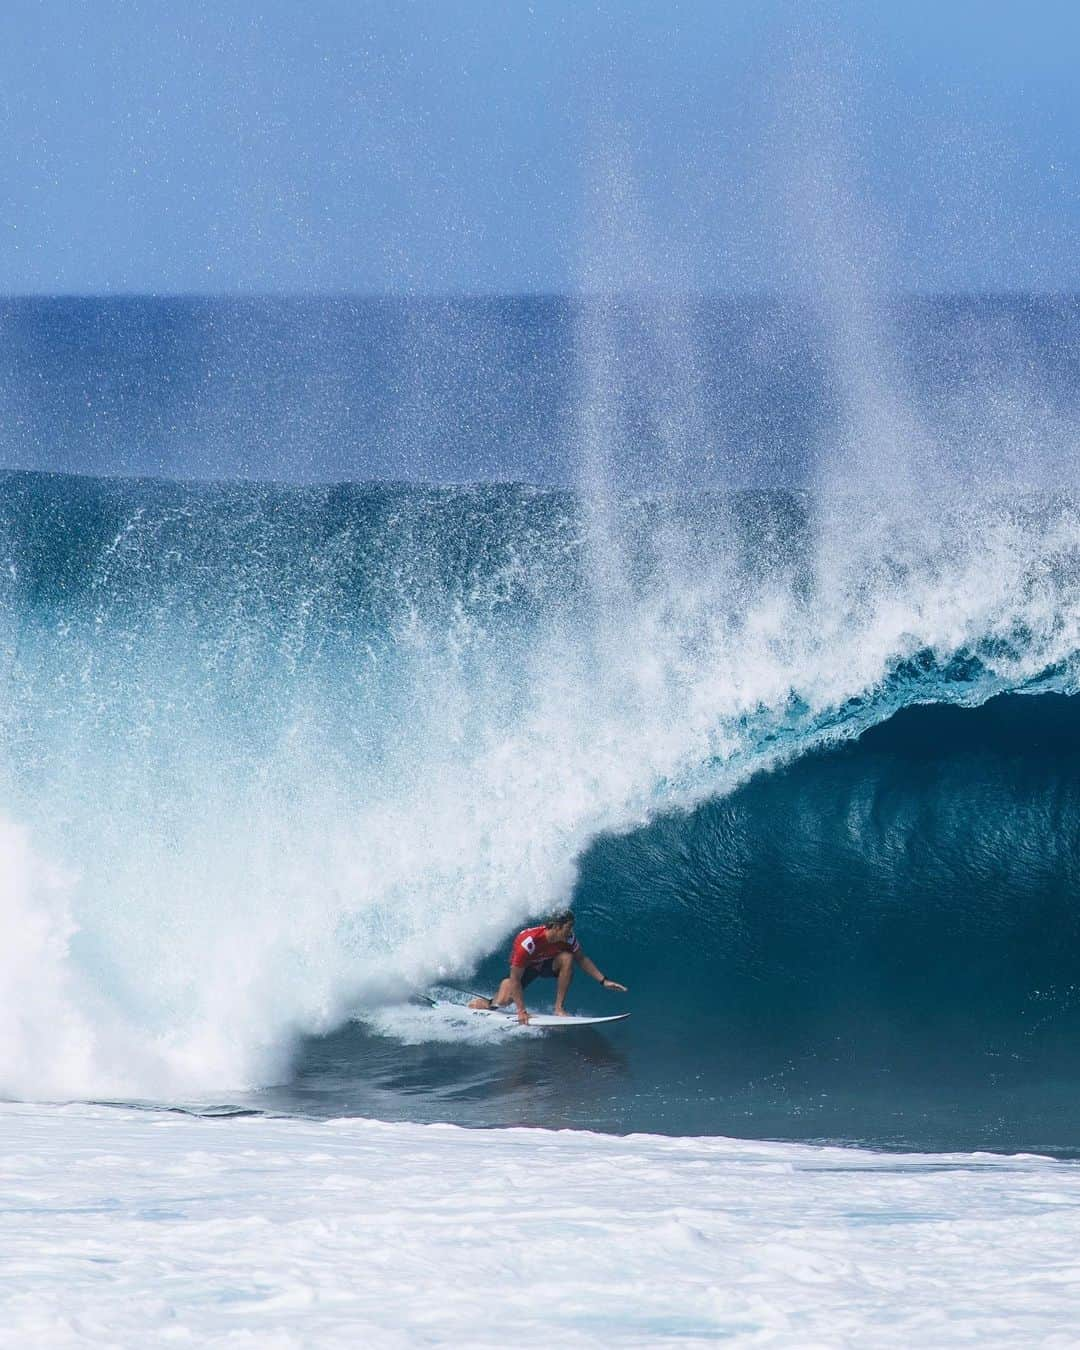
[{"left": 1, "top": 0, "right": 1077, "bottom": 294}]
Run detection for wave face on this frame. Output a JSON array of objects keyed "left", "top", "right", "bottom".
[
  {"left": 1, "top": 468, "right": 1079, "bottom": 1152},
  {"left": 568, "top": 692, "right": 1080, "bottom": 1151}
]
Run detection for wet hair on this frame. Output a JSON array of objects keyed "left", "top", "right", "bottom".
[{"left": 544, "top": 908, "right": 575, "bottom": 930}]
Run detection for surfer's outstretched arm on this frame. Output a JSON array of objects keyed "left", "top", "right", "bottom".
[{"left": 574, "top": 949, "right": 627, "bottom": 993}]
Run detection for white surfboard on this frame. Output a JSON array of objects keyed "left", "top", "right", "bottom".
[{"left": 430, "top": 999, "right": 629, "bottom": 1028}]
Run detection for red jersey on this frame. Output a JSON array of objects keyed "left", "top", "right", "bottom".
[{"left": 510, "top": 925, "right": 580, "bottom": 969}]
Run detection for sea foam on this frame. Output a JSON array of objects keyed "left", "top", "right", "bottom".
[{"left": 1, "top": 1101, "right": 1077, "bottom": 1347}]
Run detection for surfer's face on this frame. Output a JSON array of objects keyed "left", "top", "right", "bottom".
[{"left": 550, "top": 921, "right": 574, "bottom": 942}]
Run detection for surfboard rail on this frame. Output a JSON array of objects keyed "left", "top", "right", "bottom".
[{"left": 429, "top": 999, "right": 629, "bottom": 1028}]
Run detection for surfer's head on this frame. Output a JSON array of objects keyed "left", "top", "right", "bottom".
[{"left": 544, "top": 908, "right": 575, "bottom": 939}]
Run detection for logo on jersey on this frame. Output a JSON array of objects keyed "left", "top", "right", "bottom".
[{"left": 521, "top": 935, "right": 536, "bottom": 955}]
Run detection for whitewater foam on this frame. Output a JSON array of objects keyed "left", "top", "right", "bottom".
[{"left": 3, "top": 1102, "right": 1079, "bottom": 1347}]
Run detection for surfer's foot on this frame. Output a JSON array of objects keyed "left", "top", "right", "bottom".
[
  {"left": 553, "top": 1007, "right": 571, "bottom": 1016},
  {"left": 467, "top": 996, "right": 495, "bottom": 1010}
]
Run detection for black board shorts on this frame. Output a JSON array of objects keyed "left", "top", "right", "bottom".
[
  {"left": 520, "top": 958, "right": 559, "bottom": 987},
  {"left": 490, "top": 959, "right": 558, "bottom": 1002}
]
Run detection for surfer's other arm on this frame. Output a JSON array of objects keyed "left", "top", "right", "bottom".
[
  {"left": 574, "top": 948, "right": 627, "bottom": 993},
  {"left": 508, "top": 965, "right": 530, "bottom": 1024}
]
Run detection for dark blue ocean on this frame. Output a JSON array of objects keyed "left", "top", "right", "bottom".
[{"left": 2, "top": 296, "right": 1079, "bottom": 1154}]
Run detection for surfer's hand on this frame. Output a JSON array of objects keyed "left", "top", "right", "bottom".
[
  {"left": 517, "top": 1009, "right": 530, "bottom": 1025},
  {"left": 604, "top": 979, "right": 627, "bottom": 993}
]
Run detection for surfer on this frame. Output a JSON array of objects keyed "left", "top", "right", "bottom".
[{"left": 468, "top": 910, "right": 627, "bottom": 1024}]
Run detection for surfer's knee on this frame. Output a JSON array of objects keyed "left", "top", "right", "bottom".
[{"left": 553, "top": 952, "right": 573, "bottom": 973}]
